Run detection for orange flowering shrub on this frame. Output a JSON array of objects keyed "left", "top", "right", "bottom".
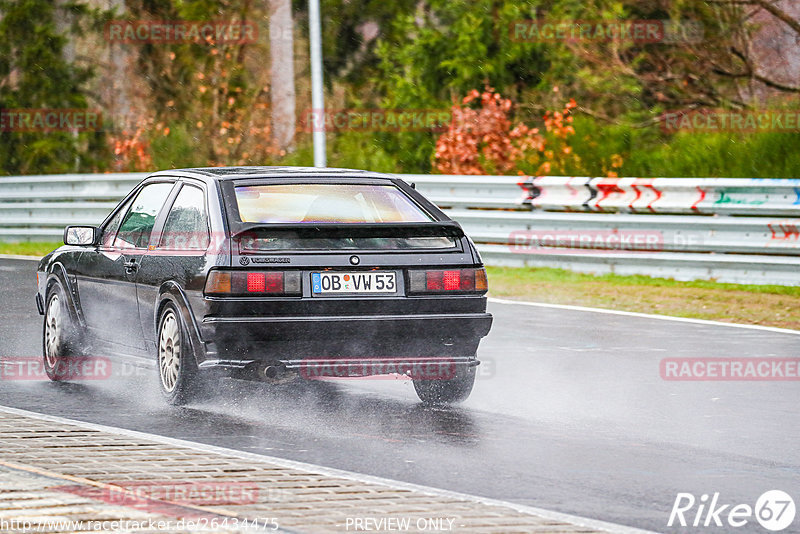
[
  {"left": 536, "top": 99, "right": 582, "bottom": 175},
  {"left": 435, "top": 88, "right": 622, "bottom": 177},
  {"left": 109, "top": 122, "right": 153, "bottom": 172},
  {"left": 434, "top": 89, "right": 544, "bottom": 175}
]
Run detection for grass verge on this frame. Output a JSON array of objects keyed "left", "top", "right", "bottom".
[
  {"left": 0, "top": 242, "right": 61, "bottom": 257},
  {"left": 486, "top": 266, "right": 800, "bottom": 330}
]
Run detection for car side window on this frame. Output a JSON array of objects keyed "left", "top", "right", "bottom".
[
  {"left": 100, "top": 197, "right": 133, "bottom": 248},
  {"left": 159, "top": 184, "right": 210, "bottom": 250},
  {"left": 114, "top": 183, "right": 174, "bottom": 249}
]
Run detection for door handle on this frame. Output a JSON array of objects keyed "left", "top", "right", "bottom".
[{"left": 124, "top": 259, "right": 138, "bottom": 272}]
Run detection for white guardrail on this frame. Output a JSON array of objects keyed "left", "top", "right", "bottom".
[{"left": 0, "top": 172, "right": 799, "bottom": 284}]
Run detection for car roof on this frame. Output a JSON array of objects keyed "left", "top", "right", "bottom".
[{"left": 148, "top": 166, "right": 399, "bottom": 183}]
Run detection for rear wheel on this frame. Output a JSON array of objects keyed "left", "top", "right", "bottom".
[
  {"left": 42, "top": 281, "right": 83, "bottom": 381},
  {"left": 413, "top": 364, "right": 476, "bottom": 405},
  {"left": 157, "top": 303, "right": 204, "bottom": 405}
]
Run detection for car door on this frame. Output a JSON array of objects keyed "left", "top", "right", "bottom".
[
  {"left": 75, "top": 181, "right": 176, "bottom": 350},
  {"left": 136, "top": 181, "right": 212, "bottom": 345}
]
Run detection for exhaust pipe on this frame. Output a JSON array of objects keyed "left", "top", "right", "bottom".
[
  {"left": 256, "top": 362, "right": 296, "bottom": 384},
  {"left": 263, "top": 365, "right": 280, "bottom": 379}
]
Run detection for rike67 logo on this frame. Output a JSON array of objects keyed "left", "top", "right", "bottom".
[{"left": 669, "top": 491, "right": 796, "bottom": 531}]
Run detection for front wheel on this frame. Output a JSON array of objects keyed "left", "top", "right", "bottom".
[
  {"left": 157, "top": 303, "right": 204, "bottom": 405},
  {"left": 413, "top": 364, "right": 476, "bottom": 405}
]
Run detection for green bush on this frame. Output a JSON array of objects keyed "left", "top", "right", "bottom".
[
  {"left": 555, "top": 115, "right": 800, "bottom": 178},
  {"left": 149, "top": 123, "right": 207, "bottom": 170},
  {"left": 280, "top": 132, "right": 401, "bottom": 172}
]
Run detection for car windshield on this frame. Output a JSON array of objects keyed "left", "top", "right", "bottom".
[
  {"left": 233, "top": 183, "right": 434, "bottom": 224},
  {"left": 231, "top": 182, "right": 456, "bottom": 251}
]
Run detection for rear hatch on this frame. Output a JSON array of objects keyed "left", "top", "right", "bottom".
[{"left": 207, "top": 176, "right": 485, "bottom": 308}]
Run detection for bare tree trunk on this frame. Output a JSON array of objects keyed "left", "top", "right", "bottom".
[
  {"left": 54, "top": 1, "right": 76, "bottom": 64},
  {"left": 107, "top": 0, "right": 133, "bottom": 131},
  {"left": 269, "top": 0, "right": 296, "bottom": 152},
  {"left": 54, "top": 0, "right": 79, "bottom": 170}
]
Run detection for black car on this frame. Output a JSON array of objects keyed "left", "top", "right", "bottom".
[{"left": 36, "top": 167, "right": 493, "bottom": 405}]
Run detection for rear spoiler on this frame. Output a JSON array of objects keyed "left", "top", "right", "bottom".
[{"left": 230, "top": 221, "right": 465, "bottom": 239}]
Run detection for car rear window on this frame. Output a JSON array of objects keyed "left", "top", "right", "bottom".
[
  {"left": 231, "top": 183, "right": 457, "bottom": 251},
  {"left": 233, "top": 183, "right": 433, "bottom": 224}
]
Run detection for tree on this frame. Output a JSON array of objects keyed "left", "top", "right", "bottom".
[
  {"left": 0, "top": 0, "right": 107, "bottom": 175},
  {"left": 121, "top": 0, "right": 278, "bottom": 168},
  {"left": 540, "top": 0, "right": 800, "bottom": 117},
  {"left": 371, "top": 0, "right": 548, "bottom": 171},
  {"left": 269, "top": 0, "right": 296, "bottom": 152},
  {"left": 106, "top": 0, "right": 134, "bottom": 131},
  {"left": 703, "top": 0, "right": 800, "bottom": 95}
]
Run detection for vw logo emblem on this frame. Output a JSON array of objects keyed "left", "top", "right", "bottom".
[
  {"left": 239, "top": 256, "right": 250, "bottom": 266},
  {"left": 349, "top": 255, "right": 360, "bottom": 265}
]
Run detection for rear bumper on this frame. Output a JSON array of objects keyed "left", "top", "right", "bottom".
[
  {"left": 199, "top": 312, "right": 492, "bottom": 363},
  {"left": 203, "top": 312, "right": 492, "bottom": 336}
]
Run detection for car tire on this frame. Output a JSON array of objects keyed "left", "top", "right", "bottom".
[
  {"left": 42, "top": 281, "right": 84, "bottom": 382},
  {"left": 157, "top": 303, "right": 204, "bottom": 405},
  {"left": 413, "top": 363, "right": 476, "bottom": 405}
]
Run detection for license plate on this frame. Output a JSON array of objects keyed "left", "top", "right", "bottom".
[{"left": 312, "top": 272, "right": 396, "bottom": 294}]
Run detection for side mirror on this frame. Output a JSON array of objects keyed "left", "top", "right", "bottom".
[{"left": 64, "top": 226, "right": 98, "bottom": 246}]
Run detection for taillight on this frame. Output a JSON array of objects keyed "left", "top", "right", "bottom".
[
  {"left": 409, "top": 268, "right": 488, "bottom": 294},
  {"left": 246, "top": 272, "right": 284, "bottom": 292},
  {"left": 205, "top": 271, "right": 232, "bottom": 294},
  {"left": 247, "top": 272, "right": 266, "bottom": 292},
  {"left": 205, "top": 270, "right": 301, "bottom": 296}
]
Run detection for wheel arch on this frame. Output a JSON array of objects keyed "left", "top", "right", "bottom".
[
  {"left": 154, "top": 282, "right": 206, "bottom": 365},
  {"left": 44, "top": 263, "right": 83, "bottom": 327}
]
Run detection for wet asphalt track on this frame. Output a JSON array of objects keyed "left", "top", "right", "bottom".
[{"left": 1, "top": 257, "right": 798, "bottom": 532}]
